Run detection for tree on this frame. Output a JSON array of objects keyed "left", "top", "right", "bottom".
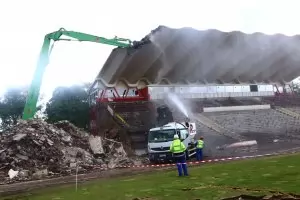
[
  {"left": 0, "top": 87, "right": 44, "bottom": 129},
  {"left": 45, "top": 84, "right": 90, "bottom": 129},
  {"left": 0, "top": 87, "right": 25, "bottom": 129}
]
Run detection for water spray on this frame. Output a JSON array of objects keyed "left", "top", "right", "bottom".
[
  {"left": 166, "top": 93, "right": 189, "bottom": 118},
  {"left": 217, "top": 140, "right": 258, "bottom": 150}
]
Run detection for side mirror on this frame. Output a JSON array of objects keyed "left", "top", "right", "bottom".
[{"left": 185, "top": 122, "right": 189, "bottom": 127}]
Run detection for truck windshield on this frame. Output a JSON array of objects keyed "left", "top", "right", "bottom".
[{"left": 148, "top": 129, "right": 175, "bottom": 143}]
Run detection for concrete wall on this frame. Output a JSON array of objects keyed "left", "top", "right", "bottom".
[
  {"left": 203, "top": 104, "right": 270, "bottom": 112},
  {"left": 203, "top": 109, "right": 300, "bottom": 134}
]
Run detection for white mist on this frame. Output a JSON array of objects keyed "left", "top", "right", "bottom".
[{"left": 166, "top": 93, "right": 189, "bottom": 118}]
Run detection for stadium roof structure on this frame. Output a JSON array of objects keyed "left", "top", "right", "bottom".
[{"left": 97, "top": 26, "right": 300, "bottom": 86}]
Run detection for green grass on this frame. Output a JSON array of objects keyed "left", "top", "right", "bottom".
[{"left": 2, "top": 153, "right": 300, "bottom": 200}]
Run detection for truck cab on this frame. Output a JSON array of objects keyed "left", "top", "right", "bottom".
[{"left": 147, "top": 122, "right": 197, "bottom": 163}]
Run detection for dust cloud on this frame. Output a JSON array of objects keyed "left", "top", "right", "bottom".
[{"left": 149, "top": 26, "right": 300, "bottom": 84}]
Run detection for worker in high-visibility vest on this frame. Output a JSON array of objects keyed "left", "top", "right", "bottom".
[
  {"left": 196, "top": 137, "right": 204, "bottom": 161},
  {"left": 170, "top": 134, "right": 188, "bottom": 176}
]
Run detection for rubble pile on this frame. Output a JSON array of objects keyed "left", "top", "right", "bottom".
[
  {"left": 104, "top": 128, "right": 135, "bottom": 156},
  {"left": 0, "top": 119, "right": 139, "bottom": 183}
]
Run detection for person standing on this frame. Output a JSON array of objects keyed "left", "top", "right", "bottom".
[
  {"left": 196, "top": 137, "right": 204, "bottom": 161},
  {"left": 170, "top": 134, "right": 188, "bottom": 176}
]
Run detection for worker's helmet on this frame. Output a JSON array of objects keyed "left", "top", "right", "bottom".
[{"left": 174, "top": 134, "right": 179, "bottom": 139}]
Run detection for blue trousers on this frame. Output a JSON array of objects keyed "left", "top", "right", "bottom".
[
  {"left": 174, "top": 154, "right": 188, "bottom": 176},
  {"left": 196, "top": 148, "right": 203, "bottom": 161}
]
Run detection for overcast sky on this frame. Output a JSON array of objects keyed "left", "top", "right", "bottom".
[{"left": 1, "top": 0, "right": 300, "bottom": 99}]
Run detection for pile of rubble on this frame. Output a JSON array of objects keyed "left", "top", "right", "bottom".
[{"left": 0, "top": 119, "right": 139, "bottom": 183}]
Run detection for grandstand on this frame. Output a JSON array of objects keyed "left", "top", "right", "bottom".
[{"left": 90, "top": 26, "right": 300, "bottom": 157}]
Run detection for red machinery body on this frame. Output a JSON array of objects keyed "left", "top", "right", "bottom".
[
  {"left": 97, "top": 87, "right": 149, "bottom": 103},
  {"left": 89, "top": 85, "right": 155, "bottom": 140}
]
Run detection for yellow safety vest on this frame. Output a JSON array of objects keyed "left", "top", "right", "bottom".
[
  {"left": 197, "top": 140, "right": 204, "bottom": 149},
  {"left": 170, "top": 139, "right": 186, "bottom": 153}
]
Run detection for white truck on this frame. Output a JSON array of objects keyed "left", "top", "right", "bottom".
[{"left": 147, "top": 122, "right": 197, "bottom": 163}]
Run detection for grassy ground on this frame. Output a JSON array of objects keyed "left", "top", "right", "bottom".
[{"left": 2, "top": 153, "right": 300, "bottom": 200}]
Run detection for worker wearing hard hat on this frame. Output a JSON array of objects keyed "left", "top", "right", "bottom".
[
  {"left": 195, "top": 137, "right": 204, "bottom": 161},
  {"left": 170, "top": 134, "right": 188, "bottom": 176}
]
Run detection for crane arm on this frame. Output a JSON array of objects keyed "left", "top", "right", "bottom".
[
  {"left": 22, "top": 28, "right": 132, "bottom": 120},
  {"left": 47, "top": 28, "right": 132, "bottom": 46}
]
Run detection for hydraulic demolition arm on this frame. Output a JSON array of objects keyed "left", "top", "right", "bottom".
[{"left": 22, "top": 28, "right": 132, "bottom": 120}]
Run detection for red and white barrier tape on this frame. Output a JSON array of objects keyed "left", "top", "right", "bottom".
[
  {"left": 92, "top": 151, "right": 297, "bottom": 171},
  {"left": 122, "top": 153, "right": 274, "bottom": 169}
]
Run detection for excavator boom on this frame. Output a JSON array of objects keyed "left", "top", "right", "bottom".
[{"left": 22, "top": 28, "right": 132, "bottom": 120}]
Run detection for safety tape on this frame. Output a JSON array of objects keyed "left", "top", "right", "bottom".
[{"left": 91, "top": 150, "right": 299, "bottom": 171}]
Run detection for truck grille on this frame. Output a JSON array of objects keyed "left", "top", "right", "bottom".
[{"left": 151, "top": 147, "right": 170, "bottom": 151}]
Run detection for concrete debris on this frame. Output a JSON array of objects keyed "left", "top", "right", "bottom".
[
  {"left": 32, "top": 169, "right": 48, "bottom": 179},
  {"left": 54, "top": 120, "right": 89, "bottom": 138},
  {"left": 89, "top": 135, "right": 104, "bottom": 155},
  {"left": 12, "top": 134, "right": 27, "bottom": 141},
  {"left": 8, "top": 169, "right": 18, "bottom": 179},
  {"left": 103, "top": 138, "right": 129, "bottom": 169},
  {"left": 18, "top": 170, "right": 29, "bottom": 178},
  {"left": 0, "top": 119, "right": 140, "bottom": 184}
]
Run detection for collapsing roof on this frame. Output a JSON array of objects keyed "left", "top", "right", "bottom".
[{"left": 97, "top": 26, "right": 300, "bottom": 86}]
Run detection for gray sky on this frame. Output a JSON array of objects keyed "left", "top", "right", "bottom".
[{"left": 1, "top": 0, "right": 300, "bottom": 99}]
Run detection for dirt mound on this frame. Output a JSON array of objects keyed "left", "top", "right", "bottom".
[
  {"left": 222, "top": 194, "right": 300, "bottom": 200},
  {"left": 0, "top": 119, "right": 141, "bottom": 183}
]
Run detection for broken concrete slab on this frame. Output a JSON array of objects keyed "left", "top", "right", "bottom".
[
  {"left": 0, "top": 119, "right": 144, "bottom": 183},
  {"left": 18, "top": 170, "right": 29, "bottom": 178},
  {"left": 69, "top": 162, "right": 77, "bottom": 169},
  {"left": 15, "top": 154, "right": 28, "bottom": 161},
  {"left": 89, "top": 135, "right": 104, "bottom": 155},
  {"left": 12, "top": 134, "right": 27, "bottom": 141},
  {"left": 32, "top": 169, "right": 48, "bottom": 179},
  {"left": 8, "top": 169, "right": 19, "bottom": 179}
]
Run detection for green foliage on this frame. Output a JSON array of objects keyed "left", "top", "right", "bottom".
[
  {"left": 0, "top": 87, "right": 43, "bottom": 129},
  {"left": 45, "top": 84, "right": 90, "bottom": 129},
  {"left": 0, "top": 83, "right": 89, "bottom": 130},
  {"left": 0, "top": 87, "right": 27, "bottom": 129}
]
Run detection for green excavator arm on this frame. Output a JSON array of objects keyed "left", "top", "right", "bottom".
[{"left": 22, "top": 28, "right": 132, "bottom": 120}]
